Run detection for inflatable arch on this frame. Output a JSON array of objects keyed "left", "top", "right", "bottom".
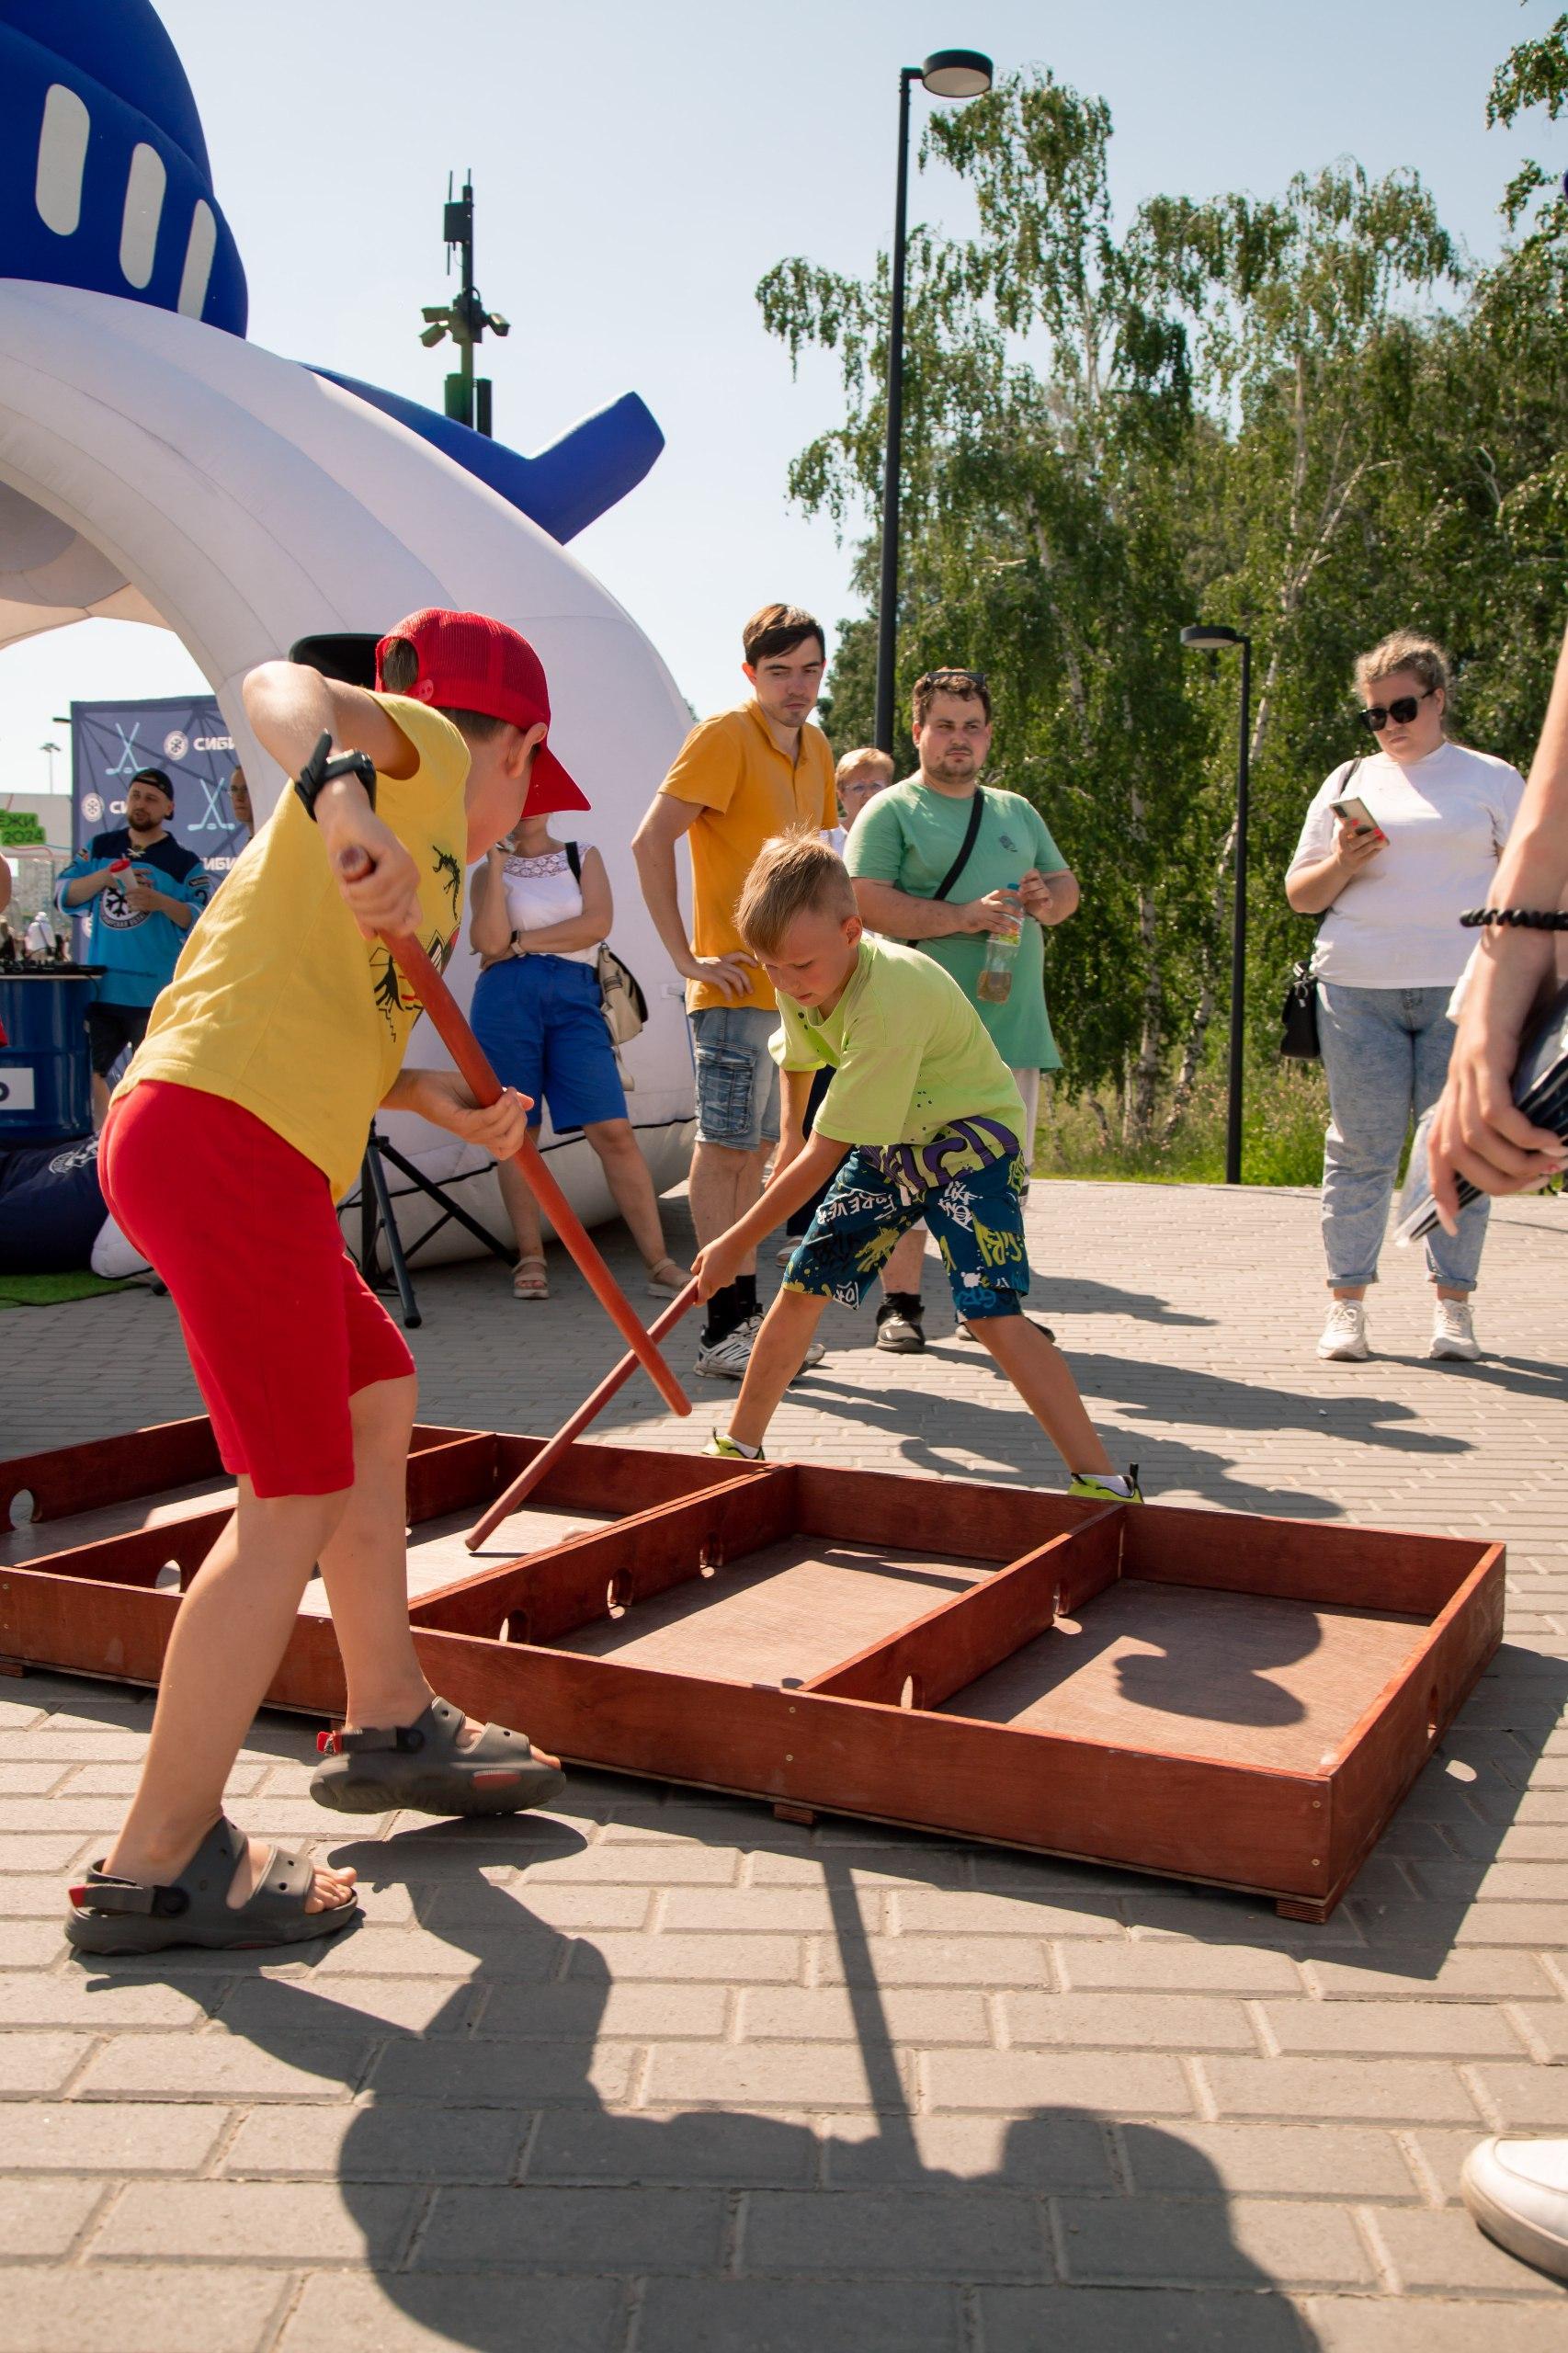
[{"left": 0, "top": 2, "right": 698, "bottom": 1264}]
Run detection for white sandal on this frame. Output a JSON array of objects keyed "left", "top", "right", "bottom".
[
  {"left": 646, "top": 1256, "right": 687, "bottom": 1299},
  {"left": 513, "top": 1256, "right": 550, "bottom": 1301}
]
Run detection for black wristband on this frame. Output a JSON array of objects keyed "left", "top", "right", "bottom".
[
  {"left": 292, "top": 730, "right": 378, "bottom": 824},
  {"left": 1460, "top": 906, "right": 1568, "bottom": 932}
]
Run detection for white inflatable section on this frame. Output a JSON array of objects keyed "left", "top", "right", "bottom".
[{"left": 0, "top": 279, "right": 696, "bottom": 1263}]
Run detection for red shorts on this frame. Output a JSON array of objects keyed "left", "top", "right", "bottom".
[{"left": 99, "top": 1081, "right": 415, "bottom": 1497}]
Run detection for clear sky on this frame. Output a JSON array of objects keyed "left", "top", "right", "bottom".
[{"left": 0, "top": 0, "right": 1551, "bottom": 818}]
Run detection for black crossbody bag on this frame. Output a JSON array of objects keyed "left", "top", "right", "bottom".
[
  {"left": 908, "top": 789, "right": 986, "bottom": 943},
  {"left": 1280, "top": 756, "right": 1364, "bottom": 1061}
]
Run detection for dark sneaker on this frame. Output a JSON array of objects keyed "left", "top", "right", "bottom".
[
  {"left": 956, "top": 1315, "right": 1055, "bottom": 1343},
  {"left": 876, "top": 1294, "right": 926, "bottom": 1353}
]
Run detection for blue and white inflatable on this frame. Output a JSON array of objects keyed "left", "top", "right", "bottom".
[{"left": 0, "top": 1, "right": 696, "bottom": 1267}]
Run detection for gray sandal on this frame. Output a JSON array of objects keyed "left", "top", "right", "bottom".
[
  {"left": 309, "top": 1695, "right": 566, "bottom": 1819},
  {"left": 65, "top": 1816, "right": 360, "bottom": 1956}
]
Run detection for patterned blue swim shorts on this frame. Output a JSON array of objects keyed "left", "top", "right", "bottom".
[{"left": 783, "top": 1138, "right": 1029, "bottom": 1322}]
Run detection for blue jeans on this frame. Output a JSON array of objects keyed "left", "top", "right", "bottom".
[
  {"left": 689, "top": 1005, "right": 780, "bottom": 1151},
  {"left": 1317, "top": 982, "right": 1489, "bottom": 1292}
]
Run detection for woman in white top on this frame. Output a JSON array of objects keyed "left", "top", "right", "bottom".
[
  {"left": 1286, "top": 631, "right": 1525, "bottom": 1363},
  {"left": 470, "top": 816, "right": 686, "bottom": 1301}
]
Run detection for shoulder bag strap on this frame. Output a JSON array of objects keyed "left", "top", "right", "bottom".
[
  {"left": 563, "top": 840, "right": 582, "bottom": 883},
  {"left": 929, "top": 789, "right": 986, "bottom": 906}
]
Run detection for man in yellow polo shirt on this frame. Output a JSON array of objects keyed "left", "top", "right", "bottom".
[{"left": 633, "top": 603, "right": 835, "bottom": 1377}]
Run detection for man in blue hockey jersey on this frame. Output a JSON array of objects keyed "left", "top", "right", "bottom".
[{"left": 56, "top": 767, "right": 211, "bottom": 1125}]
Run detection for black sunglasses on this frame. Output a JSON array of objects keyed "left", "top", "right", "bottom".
[{"left": 1358, "top": 689, "right": 1433, "bottom": 733}]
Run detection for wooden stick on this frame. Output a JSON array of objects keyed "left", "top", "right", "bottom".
[
  {"left": 363, "top": 909, "right": 691, "bottom": 1422},
  {"left": 463, "top": 1279, "right": 700, "bottom": 1550}
]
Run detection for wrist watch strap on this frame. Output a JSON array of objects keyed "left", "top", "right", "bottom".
[{"left": 292, "top": 729, "right": 378, "bottom": 823}]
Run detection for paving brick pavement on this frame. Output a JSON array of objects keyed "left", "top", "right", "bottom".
[{"left": 2, "top": 1178, "right": 1566, "bottom": 2347}]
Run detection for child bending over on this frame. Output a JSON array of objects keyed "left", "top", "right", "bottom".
[{"left": 696, "top": 832, "right": 1140, "bottom": 1498}]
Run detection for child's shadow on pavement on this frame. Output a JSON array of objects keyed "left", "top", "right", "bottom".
[{"left": 97, "top": 1822, "right": 1321, "bottom": 2351}]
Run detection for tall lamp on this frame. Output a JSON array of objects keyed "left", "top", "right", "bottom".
[
  {"left": 874, "top": 48, "right": 994, "bottom": 754},
  {"left": 1180, "top": 621, "right": 1253, "bottom": 1186}
]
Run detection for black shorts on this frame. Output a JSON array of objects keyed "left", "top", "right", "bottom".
[{"left": 85, "top": 1001, "right": 151, "bottom": 1078}]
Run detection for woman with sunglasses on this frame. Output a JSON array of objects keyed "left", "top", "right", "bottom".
[{"left": 1286, "top": 631, "right": 1525, "bottom": 1363}]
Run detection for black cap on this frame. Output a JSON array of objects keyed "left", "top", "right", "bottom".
[
  {"left": 289, "top": 631, "right": 381, "bottom": 689},
  {"left": 130, "top": 766, "right": 175, "bottom": 802}
]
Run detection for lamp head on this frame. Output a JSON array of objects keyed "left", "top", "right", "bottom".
[
  {"left": 419, "top": 322, "right": 448, "bottom": 348},
  {"left": 1181, "top": 623, "right": 1245, "bottom": 651},
  {"left": 920, "top": 49, "right": 994, "bottom": 98}
]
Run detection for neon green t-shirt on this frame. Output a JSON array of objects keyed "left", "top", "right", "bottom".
[
  {"left": 845, "top": 779, "right": 1065, "bottom": 1072},
  {"left": 771, "top": 937, "right": 1027, "bottom": 1190}
]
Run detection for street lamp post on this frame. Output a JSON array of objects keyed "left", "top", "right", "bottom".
[
  {"left": 874, "top": 48, "right": 994, "bottom": 755},
  {"left": 1180, "top": 622, "right": 1253, "bottom": 1186}
]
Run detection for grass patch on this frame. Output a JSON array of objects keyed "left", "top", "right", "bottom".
[
  {"left": 0, "top": 1269, "right": 142, "bottom": 1311},
  {"left": 1037, "top": 1060, "right": 1330, "bottom": 1188}
]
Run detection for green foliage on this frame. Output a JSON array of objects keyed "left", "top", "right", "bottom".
[
  {"left": 1037, "top": 1056, "right": 1330, "bottom": 1189},
  {"left": 757, "top": 36, "right": 1568, "bottom": 1161}
]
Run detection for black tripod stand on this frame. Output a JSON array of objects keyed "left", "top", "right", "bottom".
[{"left": 353, "top": 1123, "right": 513, "bottom": 1329}]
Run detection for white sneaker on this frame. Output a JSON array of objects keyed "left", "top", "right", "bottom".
[
  {"left": 695, "top": 1319, "right": 757, "bottom": 1381},
  {"left": 695, "top": 1313, "right": 824, "bottom": 1381},
  {"left": 1429, "top": 1298, "right": 1481, "bottom": 1361},
  {"left": 1462, "top": 2135, "right": 1568, "bottom": 2282},
  {"left": 1316, "top": 1300, "right": 1369, "bottom": 1361}
]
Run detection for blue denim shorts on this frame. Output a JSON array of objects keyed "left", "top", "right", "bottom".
[
  {"left": 471, "top": 955, "right": 627, "bottom": 1133},
  {"left": 689, "top": 1005, "right": 780, "bottom": 1151}
]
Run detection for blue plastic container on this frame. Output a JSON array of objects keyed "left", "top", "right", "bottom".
[{"left": 0, "top": 971, "right": 101, "bottom": 1143}]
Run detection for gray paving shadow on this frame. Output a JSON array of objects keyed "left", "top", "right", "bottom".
[
  {"left": 790, "top": 1372, "right": 1348, "bottom": 1519},
  {"left": 71, "top": 1813, "right": 1317, "bottom": 2351},
  {"left": 1000, "top": 1275, "right": 1217, "bottom": 1329}
]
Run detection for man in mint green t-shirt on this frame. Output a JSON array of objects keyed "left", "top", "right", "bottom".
[{"left": 845, "top": 667, "right": 1079, "bottom": 1349}]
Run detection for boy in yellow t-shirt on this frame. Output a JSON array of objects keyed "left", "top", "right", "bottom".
[
  {"left": 693, "top": 835, "right": 1141, "bottom": 1499},
  {"left": 66, "top": 612, "right": 585, "bottom": 1960}
]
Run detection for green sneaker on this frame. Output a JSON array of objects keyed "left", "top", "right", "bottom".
[
  {"left": 706, "top": 1431, "right": 766, "bottom": 1462},
  {"left": 1069, "top": 1463, "right": 1142, "bottom": 1504}
]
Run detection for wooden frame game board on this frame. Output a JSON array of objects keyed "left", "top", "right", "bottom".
[{"left": 0, "top": 1418, "right": 1504, "bottom": 1919}]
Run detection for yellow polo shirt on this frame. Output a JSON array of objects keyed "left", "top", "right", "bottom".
[
  {"left": 120, "top": 696, "right": 470, "bottom": 1200},
  {"left": 659, "top": 700, "right": 835, "bottom": 1013}
]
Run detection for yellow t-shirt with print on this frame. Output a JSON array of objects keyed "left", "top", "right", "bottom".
[{"left": 120, "top": 695, "right": 470, "bottom": 1200}]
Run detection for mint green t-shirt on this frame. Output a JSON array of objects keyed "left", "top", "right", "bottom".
[
  {"left": 771, "top": 937, "right": 1027, "bottom": 1191},
  {"left": 845, "top": 779, "right": 1066, "bottom": 1072}
]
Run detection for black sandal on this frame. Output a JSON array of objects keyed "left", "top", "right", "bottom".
[
  {"left": 65, "top": 1816, "right": 360, "bottom": 1956},
  {"left": 309, "top": 1695, "right": 566, "bottom": 1818}
]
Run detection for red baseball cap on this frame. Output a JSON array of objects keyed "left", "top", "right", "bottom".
[{"left": 375, "top": 608, "right": 589, "bottom": 814}]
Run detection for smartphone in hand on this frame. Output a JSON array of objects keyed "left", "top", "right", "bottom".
[{"left": 1330, "top": 794, "right": 1386, "bottom": 842}]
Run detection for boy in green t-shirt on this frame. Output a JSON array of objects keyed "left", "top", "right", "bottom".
[{"left": 693, "top": 835, "right": 1140, "bottom": 1497}]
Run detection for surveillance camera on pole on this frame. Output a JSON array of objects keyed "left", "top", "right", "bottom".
[{"left": 416, "top": 173, "right": 506, "bottom": 435}]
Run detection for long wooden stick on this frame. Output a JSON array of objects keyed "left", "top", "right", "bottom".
[
  {"left": 463, "top": 1278, "right": 699, "bottom": 1550},
  {"left": 371, "top": 918, "right": 691, "bottom": 1422}
]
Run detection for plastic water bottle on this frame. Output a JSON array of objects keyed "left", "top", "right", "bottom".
[{"left": 977, "top": 915, "right": 1022, "bottom": 1005}]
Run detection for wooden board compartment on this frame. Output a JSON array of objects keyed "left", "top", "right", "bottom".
[{"left": 0, "top": 1422, "right": 1505, "bottom": 1916}]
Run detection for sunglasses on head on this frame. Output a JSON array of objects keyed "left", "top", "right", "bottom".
[{"left": 1358, "top": 689, "right": 1433, "bottom": 733}]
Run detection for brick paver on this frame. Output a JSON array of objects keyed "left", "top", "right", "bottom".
[{"left": 2, "top": 1178, "right": 1565, "bottom": 2345}]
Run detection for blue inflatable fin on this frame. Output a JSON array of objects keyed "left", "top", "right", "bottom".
[{"left": 313, "top": 372, "right": 665, "bottom": 544}]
